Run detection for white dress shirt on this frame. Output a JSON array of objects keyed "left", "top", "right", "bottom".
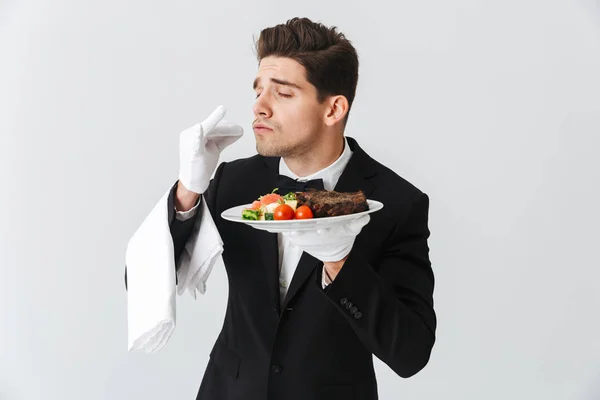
[
  {"left": 276, "top": 137, "right": 353, "bottom": 304},
  {"left": 175, "top": 137, "right": 353, "bottom": 305}
]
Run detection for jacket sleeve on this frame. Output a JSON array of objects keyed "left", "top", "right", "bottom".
[
  {"left": 320, "top": 192, "right": 436, "bottom": 378},
  {"left": 124, "top": 162, "right": 226, "bottom": 290}
]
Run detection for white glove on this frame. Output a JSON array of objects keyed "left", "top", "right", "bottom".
[
  {"left": 281, "top": 215, "right": 371, "bottom": 262},
  {"left": 178, "top": 105, "right": 244, "bottom": 194}
]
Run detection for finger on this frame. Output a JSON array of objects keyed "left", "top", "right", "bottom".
[
  {"left": 200, "top": 105, "right": 226, "bottom": 134},
  {"left": 344, "top": 215, "right": 370, "bottom": 235},
  {"left": 316, "top": 228, "right": 329, "bottom": 236},
  {"left": 360, "top": 214, "right": 371, "bottom": 224},
  {"left": 211, "top": 121, "right": 244, "bottom": 137}
]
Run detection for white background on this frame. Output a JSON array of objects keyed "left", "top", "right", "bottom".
[{"left": 1, "top": 0, "right": 599, "bottom": 399}]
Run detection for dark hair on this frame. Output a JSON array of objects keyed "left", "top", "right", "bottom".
[{"left": 255, "top": 17, "right": 359, "bottom": 123}]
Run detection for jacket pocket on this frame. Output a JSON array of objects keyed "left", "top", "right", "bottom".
[{"left": 209, "top": 338, "right": 241, "bottom": 380}]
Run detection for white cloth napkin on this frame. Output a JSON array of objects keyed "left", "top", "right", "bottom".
[
  {"left": 175, "top": 195, "right": 223, "bottom": 298},
  {"left": 125, "top": 187, "right": 223, "bottom": 353}
]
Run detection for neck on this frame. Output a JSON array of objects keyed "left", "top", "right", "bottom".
[{"left": 283, "top": 134, "right": 345, "bottom": 178}]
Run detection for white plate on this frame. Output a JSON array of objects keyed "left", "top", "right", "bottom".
[{"left": 221, "top": 200, "right": 384, "bottom": 233}]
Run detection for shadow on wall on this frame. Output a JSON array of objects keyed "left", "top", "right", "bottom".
[
  {"left": 579, "top": 0, "right": 600, "bottom": 26},
  {"left": 580, "top": 369, "right": 600, "bottom": 400},
  {"left": 0, "top": 383, "right": 18, "bottom": 400}
]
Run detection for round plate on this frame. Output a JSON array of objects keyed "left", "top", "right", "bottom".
[{"left": 221, "top": 200, "right": 384, "bottom": 233}]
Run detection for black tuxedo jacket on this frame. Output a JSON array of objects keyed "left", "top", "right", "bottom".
[{"left": 127, "top": 137, "right": 436, "bottom": 400}]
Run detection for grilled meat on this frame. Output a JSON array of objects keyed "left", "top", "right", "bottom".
[{"left": 295, "top": 190, "right": 369, "bottom": 218}]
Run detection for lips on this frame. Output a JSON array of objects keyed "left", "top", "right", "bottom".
[{"left": 253, "top": 123, "right": 273, "bottom": 132}]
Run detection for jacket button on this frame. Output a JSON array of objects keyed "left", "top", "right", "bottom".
[
  {"left": 345, "top": 301, "right": 353, "bottom": 310},
  {"left": 354, "top": 311, "right": 363, "bottom": 320},
  {"left": 350, "top": 306, "right": 358, "bottom": 315},
  {"left": 271, "top": 364, "right": 282, "bottom": 374},
  {"left": 340, "top": 297, "right": 348, "bottom": 306}
]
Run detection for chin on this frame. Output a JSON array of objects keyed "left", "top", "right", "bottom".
[
  {"left": 255, "top": 141, "right": 290, "bottom": 158},
  {"left": 256, "top": 144, "right": 280, "bottom": 157}
]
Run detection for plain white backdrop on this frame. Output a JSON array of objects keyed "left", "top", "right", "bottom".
[{"left": 1, "top": 0, "right": 599, "bottom": 399}]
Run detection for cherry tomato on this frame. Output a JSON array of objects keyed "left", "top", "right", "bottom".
[
  {"left": 295, "top": 205, "right": 314, "bottom": 219},
  {"left": 274, "top": 204, "right": 295, "bottom": 220}
]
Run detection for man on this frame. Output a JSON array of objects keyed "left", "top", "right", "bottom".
[{"left": 126, "top": 17, "right": 436, "bottom": 400}]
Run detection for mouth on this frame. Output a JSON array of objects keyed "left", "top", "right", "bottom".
[{"left": 253, "top": 124, "right": 274, "bottom": 133}]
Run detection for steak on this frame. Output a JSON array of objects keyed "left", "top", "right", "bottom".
[{"left": 296, "top": 189, "right": 369, "bottom": 218}]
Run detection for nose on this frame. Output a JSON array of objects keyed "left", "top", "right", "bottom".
[{"left": 253, "top": 93, "right": 272, "bottom": 119}]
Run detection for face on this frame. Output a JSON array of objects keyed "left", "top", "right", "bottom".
[{"left": 252, "top": 56, "right": 328, "bottom": 158}]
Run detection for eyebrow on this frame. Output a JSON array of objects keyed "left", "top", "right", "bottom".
[{"left": 253, "top": 77, "right": 302, "bottom": 90}]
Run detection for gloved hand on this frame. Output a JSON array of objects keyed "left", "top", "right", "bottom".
[
  {"left": 281, "top": 215, "right": 371, "bottom": 262},
  {"left": 178, "top": 105, "right": 243, "bottom": 194}
]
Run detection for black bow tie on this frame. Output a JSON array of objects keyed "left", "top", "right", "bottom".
[{"left": 275, "top": 174, "right": 324, "bottom": 194}]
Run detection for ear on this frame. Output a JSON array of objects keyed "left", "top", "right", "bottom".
[{"left": 323, "top": 95, "right": 349, "bottom": 127}]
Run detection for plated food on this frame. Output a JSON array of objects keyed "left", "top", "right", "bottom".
[
  {"left": 241, "top": 188, "right": 369, "bottom": 221},
  {"left": 222, "top": 195, "right": 382, "bottom": 233}
]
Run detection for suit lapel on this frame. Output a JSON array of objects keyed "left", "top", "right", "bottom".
[
  {"left": 280, "top": 137, "right": 377, "bottom": 312},
  {"left": 332, "top": 137, "right": 377, "bottom": 196}
]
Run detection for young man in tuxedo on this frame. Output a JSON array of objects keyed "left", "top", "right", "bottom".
[{"left": 128, "top": 17, "right": 436, "bottom": 400}]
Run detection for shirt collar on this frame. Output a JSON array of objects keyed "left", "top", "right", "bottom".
[{"left": 278, "top": 137, "right": 353, "bottom": 191}]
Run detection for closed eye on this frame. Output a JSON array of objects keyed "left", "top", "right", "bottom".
[{"left": 254, "top": 91, "right": 293, "bottom": 99}]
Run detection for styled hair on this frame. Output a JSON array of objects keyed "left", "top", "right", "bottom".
[{"left": 255, "top": 17, "right": 359, "bottom": 123}]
